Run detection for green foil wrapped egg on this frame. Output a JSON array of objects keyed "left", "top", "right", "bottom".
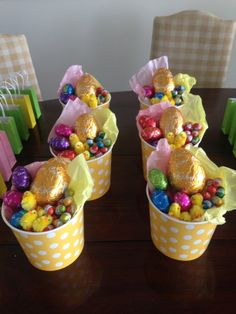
[{"left": 148, "top": 169, "right": 168, "bottom": 190}]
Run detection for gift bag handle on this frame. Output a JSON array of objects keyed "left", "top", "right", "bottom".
[
  {"left": 0, "top": 84, "right": 14, "bottom": 105},
  {"left": 0, "top": 96, "right": 6, "bottom": 117},
  {"left": 9, "top": 77, "right": 20, "bottom": 95},
  {"left": 15, "top": 71, "right": 27, "bottom": 89}
]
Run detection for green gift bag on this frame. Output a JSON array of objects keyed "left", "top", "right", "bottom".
[
  {"left": 7, "top": 72, "right": 41, "bottom": 119},
  {"left": 0, "top": 103, "right": 23, "bottom": 154},
  {"left": 1, "top": 87, "right": 41, "bottom": 120},
  {"left": 0, "top": 92, "right": 29, "bottom": 141},
  {"left": 19, "top": 87, "right": 41, "bottom": 119},
  {"left": 4, "top": 94, "right": 36, "bottom": 129}
]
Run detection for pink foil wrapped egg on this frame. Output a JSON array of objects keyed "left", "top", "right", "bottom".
[
  {"left": 143, "top": 85, "right": 154, "bottom": 98},
  {"left": 173, "top": 192, "right": 191, "bottom": 211},
  {"left": 3, "top": 190, "right": 23, "bottom": 210},
  {"left": 55, "top": 124, "right": 73, "bottom": 137}
]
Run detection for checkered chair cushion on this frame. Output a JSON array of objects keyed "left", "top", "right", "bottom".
[
  {"left": 0, "top": 34, "right": 42, "bottom": 100},
  {"left": 150, "top": 11, "right": 236, "bottom": 88}
]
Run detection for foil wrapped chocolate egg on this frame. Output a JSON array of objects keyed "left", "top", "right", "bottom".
[
  {"left": 168, "top": 148, "right": 206, "bottom": 194},
  {"left": 75, "top": 73, "right": 102, "bottom": 98},
  {"left": 160, "top": 107, "right": 183, "bottom": 137},
  {"left": 30, "top": 158, "right": 70, "bottom": 206},
  {"left": 74, "top": 113, "right": 99, "bottom": 142},
  {"left": 49, "top": 136, "right": 70, "bottom": 151},
  {"left": 12, "top": 166, "right": 31, "bottom": 191},
  {"left": 55, "top": 124, "right": 73, "bottom": 137},
  {"left": 152, "top": 68, "right": 175, "bottom": 93}
]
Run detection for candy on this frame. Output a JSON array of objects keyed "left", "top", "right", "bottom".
[
  {"left": 190, "top": 205, "right": 205, "bottom": 220},
  {"left": 173, "top": 192, "right": 191, "bottom": 211},
  {"left": 202, "top": 200, "right": 213, "bottom": 209},
  {"left": 59, "top": 92, "right": 70, "bottom": 104},
  {"left": 32, "top": 215, "right": 53, "bottom": 232},
  {"left": 20, "top": 210, "right": 38, "bottom": 231},
  {"left": 74, "top": 113, "right": 99, "bottom": 142},
  {"left": 74, "top": 141, "right": 85, "bottom": 155},
  {"left": 216, "top": 187, "right": 225, "bottom": 198},
  {"left": 60, "top": 212, "right": 72, "bottom": 224},
  {"left": 55, "top": 124, "right": 73, "bottom": 137},
  {"left": 21, "top": 191, "right": 37, "bottom": 211},
  {"left": 180, "top": 212, "right": 192, "bottom": 221},
  {"left": 69, "top": 133, "right": 80, "bottom": 147},
  {"left": 138, "top": 115, "right": 149, "bottom": 129},
  {"left": 50, "top": 136, "right": 70, "bottom": 151},
  {"left": 10, "top": 210, "right": 27, "bottom": 228},
  {"left": 3, "top": 190, "right": 23, "bottom": 210},
  {"left": 152, "top": 68, "right": 175, "bottom": 93},
  {"left": 190, "top": 193, "right": 203, "bottom": 206},
  {"left": 151, "top": 189, "right": 170, "bottom": 213},
  {"left": 103, "top": 138, "right": 112, "bottom": 147},
  {"left": 30, "top": 158, "right": 70, "bottom": 206},
  {"left": 63, "top": 83, "right": 74, "bottom": 95},
  {"left": 143, "top": 85, "right": 154, "bottom": 98},
  {"left": 211, "top": 196, "right": 224, "bottom": 207},
  {"left": 168, "top": 203, "right": 181, "bottom": 218},
  {"left": 159, "top": 107, "right": 183, "bottom": 137},
  {"left": 141, "top": 127, "right": 162, "bottom": 142},
  {"left": 57, "top": 150, "right": 76, "bottom": 160},
  {"left": 12, "top": 166, "right": 31, "bottom": 191},
  {"left": 75, "top": 73, "right": 102, "bottom": 98},
  {"left": 168, "top": 148, "right": 206, "bottom": 194},
  {"left": 148, "top": 169, "right": 168, "bottom": 190},
  {"left": 44, "top": 205, "right": 55, "bottom": 216}
]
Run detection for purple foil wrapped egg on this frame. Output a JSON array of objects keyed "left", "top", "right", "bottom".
[
  {"left": 143, "top": 85, "right": 154, "bottom": 98},
  {"left": 59, "top": 92, "right": 70, "bottom": 104},
  {"left": 12, "top": 166, "right": 31, "bottom": 191},
  {"left": 3, "top": 190, "right": 23, "bottom": 210},
  {"left": 50, "top": 136, "right": 70, "bottom": 151},
  {"left": 174, "top": 192, "right": 191, "bottom": 211},
  {"left": 55, "top": 124, "right": 73, "bottom": 137}
]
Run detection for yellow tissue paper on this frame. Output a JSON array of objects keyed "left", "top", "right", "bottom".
[
  {"left": 189, "top": 146, "right": 236, "bottom": 225},
  {"left": 180, "top": 93, "right": 208, "bottom": 144},
  {"left": 92, "top": 107, "right": 119, "bottom": 145},
  {"left": 67, "top": 154, "right": 94, "bottom": 207},
  {"left": 174, "top": 73, "right": 197, "bottom": 93}
]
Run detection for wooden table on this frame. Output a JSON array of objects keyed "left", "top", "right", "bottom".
[{"left": 1, "top": 89, "right": 236, "bottom": 314}]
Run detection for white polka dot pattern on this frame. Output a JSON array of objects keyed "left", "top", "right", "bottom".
[
  {"left": 148, "top": 200, "right": 217, "bottom": 261},
  {"left": 11, "top": 207, "right": 84, "bottom": 271},
  {"left": 88, "top": 149, "right": 112, "bottom": 200}
]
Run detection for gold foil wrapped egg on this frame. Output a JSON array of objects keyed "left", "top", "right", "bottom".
[
  {"left": 152, "top": 68, "right": 175, "bottom": 93},
  {"left": 75, "top": 73, "right": 102, "bottom": 98},
  {"left": 168, "top": 148, "right": 206, "bottom": 194},
  {"left": 30, "top": 158, "right": 70, "bottom": 206},
  {"left": 74, "top": 113, "right": 99, "bottom": 142},
  {"left": 160, "top": 107, "right": 184, "bottom": 137}
]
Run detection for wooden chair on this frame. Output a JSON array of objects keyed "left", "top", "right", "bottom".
[
  {"left": 150, "top": 10, "right": 236, "bottom": 87},
  {"left": 0, "top": 34, "right": 42, "bottom": 100}
]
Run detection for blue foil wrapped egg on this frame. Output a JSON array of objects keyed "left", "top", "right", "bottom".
[
  {"left": 151, "top": 189, "right": 170, "bottom": 213},
  {"left": 10, "top": 209, "right": 27, "bottom": 228},
  {"left": 63, "top": 84, "right": 75, "bottom": 95}
]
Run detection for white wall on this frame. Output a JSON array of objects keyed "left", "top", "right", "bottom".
[{"left": 0, "top": 0, "right": 236, "bottom": 99}]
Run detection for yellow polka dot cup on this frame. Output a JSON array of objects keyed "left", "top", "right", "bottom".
[
  {"left": 146, "top": 186, "right": 217, "bottom": 261},
  {"left": 50, "top": 147, "right": 112, "bottom": 201},
  {"left": 87, "top": 148, "right": 112, "bottom": 200},
  {"left": 1, "top": 205, "right": 84, "bottom": 271}
]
